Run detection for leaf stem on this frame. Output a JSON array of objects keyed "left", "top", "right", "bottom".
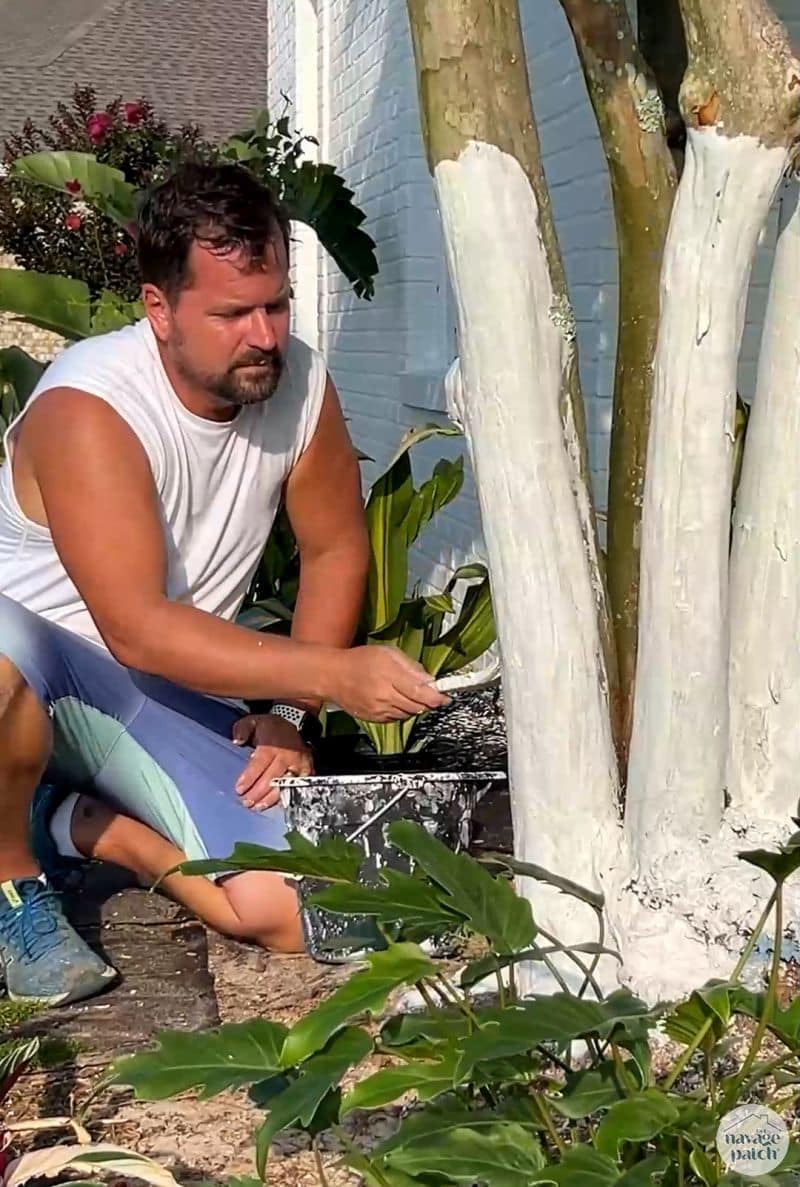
[
  {"left": 313, "top": 1138, "right": 331, "bottom": 1187},
  {"left": 537, "top": 926, "right": 604, "bottom": 999},
  {"left": 532, "top": 1091, "right": 566, "bottom": 1155},
  {"left": 725, "top": 887, "right": 785, "bottom": 1108}
]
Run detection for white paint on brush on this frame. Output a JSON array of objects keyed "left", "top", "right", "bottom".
[
  {"left": 729, "top": 181, "right": 800, "bottom": 820},
  {"left": 626, "top": 129, "right": 787, "bottom": 867},
  {"left": 433, "top": 141, "right": 627, "bottom": 987}
]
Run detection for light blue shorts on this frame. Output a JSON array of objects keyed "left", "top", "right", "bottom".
[{"left": 0, "top": 593, "right": 288, "bottom": 864}]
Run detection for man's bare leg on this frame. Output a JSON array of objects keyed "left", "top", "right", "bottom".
[
  {"left": 0, "top": 657, "right": 117, "bottom": 1004},
  {"left": 0, "top": 657, "right": 51, "bottom": 879},
  {"left": 70, "top": 795, "right": 305, "bottom": 952}
]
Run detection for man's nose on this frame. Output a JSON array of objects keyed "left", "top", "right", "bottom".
[{"left": 247, "top": 308, "right": 277, "bottom": 351}]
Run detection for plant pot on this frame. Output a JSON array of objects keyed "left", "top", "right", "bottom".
[{"left": 278, "top": 766, "right": 506, "bottom": 962}]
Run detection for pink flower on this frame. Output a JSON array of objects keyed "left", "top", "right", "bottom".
[
  {"left": 113, "top": 242, "right": 128, "bottom": 257},
  {"left": 65, "top": 178, "right": 81, "bottom": 195},
  {"left": 65, "top": 212, "right": 83, "bottom": 232},
  {"left": 86, "top": 111, "right": 114, "bottom": 144},
  {"left": 123, "top": 101, "right": 144, "bottom": 126}
]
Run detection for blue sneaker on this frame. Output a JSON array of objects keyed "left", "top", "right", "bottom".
[{"left": 0, "top": 875, "right": 117, "bottom": 1006}]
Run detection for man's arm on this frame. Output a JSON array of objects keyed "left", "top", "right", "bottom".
[
  {"left": 279, "top": 375, "right": 370, "bottom": 713},
  {"left": 20, "top": 387, "right": 338, "bottom": 702}
]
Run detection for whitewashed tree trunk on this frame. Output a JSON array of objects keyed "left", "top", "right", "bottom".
[
  {"left": 406, "top": 1, "right": 626, "bottom": 986},
  {"left": 729, "top": 182, "right": 800, "bottom": 820},
  {"left": 626, "top": 130, "right": 787, "bottom": 860}
]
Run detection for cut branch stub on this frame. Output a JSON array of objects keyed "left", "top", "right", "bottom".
[{"left": 678, "top": 0, "right": 800, "bottom": 146}]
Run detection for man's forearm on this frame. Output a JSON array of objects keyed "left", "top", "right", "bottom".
[
  {"left": 284, "top": 543, "right": 369, "bottom": 713},
  {"left": 106, "top": 597, "right": 341, "bottom": 704}
]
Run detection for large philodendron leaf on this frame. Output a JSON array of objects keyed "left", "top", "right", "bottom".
[
  {"left": 281, "top": 942, "right": 436, "bottom": 1066},
  {"left": 380, "top": 1118, "right": 547, "bottom": 1186},
  {"left": 310, "top": 867, "right": 466, "bottom": 940},
  {"left": 112, "top": 1019, "right": 288, "bottom": 1099},
  {"left": 12, "top": 151, "right": 138, "bottom": 228},
  {"left": 254, "top": 1027, "right": 372, "bottom": 1175},
  {"left": 341, "top": 1050, "right": 461, "bottom": 1114},
  {"left": 388, "top": 820, "right": 536, "bottom": 953},
  {"left": 281, "top": 160, "right": 378, "bottom": 299},
  {"left": 0, "top": 269, "right": 91, "bottom": 339},
  {"left": 549, "top": 1060, "right": 633, "bottom": 1119},
  {"left": 176, "top": 831, "right": 363, "bottom": 882},
  {"left": 739, "top": 832, "right": 800, "bottom": 884}
]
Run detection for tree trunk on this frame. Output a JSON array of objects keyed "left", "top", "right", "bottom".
[
  {"left": 559, "top": 0, "right": 677, "bottom": 772},
  {"left": 625, "top": 0, "right": 798, "bottom": 868},
  {"left": 405, "top": 0, "right": 625, "bottom": 977},
  {"left": 729, "top": 181, "right": 800, "bottom": 819}
]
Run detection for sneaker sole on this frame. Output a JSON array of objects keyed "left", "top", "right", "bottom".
[{"left": 5, "top": 963, "right": 118, "bottom": 1008}]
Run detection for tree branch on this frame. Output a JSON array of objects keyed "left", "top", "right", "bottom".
[{"left": 559, "top": 0, "right": 677, "bottom": 772}]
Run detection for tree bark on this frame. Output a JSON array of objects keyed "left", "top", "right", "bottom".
[
  {"left": 559, "top": 0, "right": 677, "bottom": 774},
  {"left": 626, "top": 0, "right": 799, "bottom": 867},
  {"left": 728, "top": 182, "right": 800, "bottom": 819},
  {"left": 406, "top": 0, "right": 625, "bottom": 977}
]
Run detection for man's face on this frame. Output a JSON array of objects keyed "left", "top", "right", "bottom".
[{"left": 147, "top": 232, "right": 292, "bottom": 409}]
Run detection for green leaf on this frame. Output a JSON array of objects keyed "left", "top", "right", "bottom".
[
  {"left": 176, "top": 831, "right": 362, "bottom": 882},
  {"left": 404, "top": 456, "right": 465, "bottom": 549},
  {"left": 388, "top": 820, "right": 536, "bottom": 953},
  {"left": 0, "top": 347, "right": 45, "bottom": 408},
  {"left": 594, "top": 1089, "right": 680, "bottom": 1158},
  {"left": 0, "top": 269, "right": 91, "bottom": 339},
  {"left": 13, "top": 151, "right": 137, "bottom": 227},
  {"left": 342, "top": 1050, "right": 459, "bottom": 1114},
  {"left": 310, "top": 868, "right": 465, "bottom": 940},
  {"left": 281, "top": 942, "right": 435, "bottom": 1066},
  {"left": 531, "top": 1148, "right": 668, "bottom": 1186},
  {"left": 730, "top": 987, "right": 800, "bottom": 1049},
  {"left": 364, "top": 448, "right": 414, "bottom": 632},
  {"left": 90, "top": 291, "right": 143, "bottom": 335},
  {"left": 385, "top": 423, "right": 463, "bottom": 470},
  {"left": 112, "top": 1019, "right": 287, "bottom": 1100},
  {"left": 480, "top": 853, "right": 605, "bottom": 912},
  {"left": 254, "top": 1027, "right": 372, "bottom": 1175},
  {"left": 739, "top": 835, "right": 800, "bottom": 885},
  {"left": 380, "top": 1010, "right": 470, "bottom": 1049},
  {"left": 690, "top": 1147, "right": 717, "bottom": 1186},
  {"left": 423, "top": 570, "right": 496, "bottom": 678},
  {"left": 664, "top": 982, "right": 736, "bottom": 1051},
  {"left": 384, "top": 1120, "right": 546, "bottom": 1186},
  {"left": 344, "top": 1148, "right": 431, "bottom": 1187},
  {"left": 455, "top": 991, "right": 662, "bottom": 1078},
  {"left": 549, "top": 1060, "right": 631, "bottom": 1120},
  {"left": 281, "top": 160, "right": 378, "bottom": 299}
]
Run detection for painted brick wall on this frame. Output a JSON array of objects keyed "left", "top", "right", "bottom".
[{"left": 270, "top": 0, "right": 799, "bottom": 595}]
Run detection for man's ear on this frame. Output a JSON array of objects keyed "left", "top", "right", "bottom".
[{"left": 141, "top": 283, "right": 173, "bottom": 343}]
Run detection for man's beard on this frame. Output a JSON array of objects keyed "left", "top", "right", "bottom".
[{"left": 177, "top": 347, "right": 285, "bottom": 408}]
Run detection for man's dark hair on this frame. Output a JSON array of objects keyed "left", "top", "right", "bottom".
[{"left": 137, "top": 161, "right": 291, "bottom": 299}]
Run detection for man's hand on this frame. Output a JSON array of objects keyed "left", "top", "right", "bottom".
[
  {"left": 232, "top": 714, "right": 314, "bottom": 811},
  {"left": 329, "top": 645, "right": 451, "bottom": 722}
]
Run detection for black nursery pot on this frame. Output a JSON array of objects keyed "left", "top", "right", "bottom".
[{"left": 277, "top": 746, "right": 506, "bottom": 962}]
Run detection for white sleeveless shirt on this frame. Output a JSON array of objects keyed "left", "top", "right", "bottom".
[{"left": 0, "top": 319, "right": 326, "bottom": 648}]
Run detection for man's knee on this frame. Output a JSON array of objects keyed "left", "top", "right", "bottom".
[
  {"left": 222, "top": 872, "right": 304, "bottom": 951},
  {"left": 0, "top": 655, "right": 51, "bottom": 773}
]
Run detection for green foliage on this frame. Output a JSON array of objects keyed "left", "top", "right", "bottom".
[
  {"left": 0, "top": 87, "right": 375, "bottom": 309},
  {"left": 117, "top": 826, "right": 800, "bottom": 1187}
]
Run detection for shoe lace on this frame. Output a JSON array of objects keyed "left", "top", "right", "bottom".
[{"left": 9, "top": 884, "right": 64, "bottom": 962}]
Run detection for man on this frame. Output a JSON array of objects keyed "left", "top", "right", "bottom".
[{"left": 0, "top": 162, "right": 448, "bottom": 1006}]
